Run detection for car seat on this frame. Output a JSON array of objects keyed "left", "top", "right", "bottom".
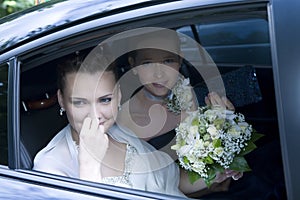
[{"left": 20, "top": 68, "right": 68, "bottom": 169}]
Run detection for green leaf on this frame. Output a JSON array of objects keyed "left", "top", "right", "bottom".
[
  {"left": 250, "top": 132, "right": 264, "bottom": 143},
  {"left": 212, "top": 164, "right": 224, "bottom": 173},
  {"left": 183, "top": 156, "right": 189, "bottom": 164},
  {"left": 213, "top": 118, "right": 225, "bottom": 130},
  {"left": 239, "top": 141, "right": 257, "bottom": 156},
  {"left": 229, "top": 156, "right": 251, "bottom": 172},
  {"left": 192, "top": 118, "right": 199, "bottom": 126},
  {"left": 212, "top": 139, "right": 221, "bottom": 148},
  {"left": 205, "top": 168, "right": 217, "bottom": 187},
  {"left": 188, "top": 170, "right": 201, "bottom": 184},
  {"left": 204, "top": 178, "right": 213, "bottom": 187},
  {"left": 204, "top": 156, "right": 214, "bottom": 164}
]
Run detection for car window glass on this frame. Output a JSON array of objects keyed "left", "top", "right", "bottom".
[
  {"left": 17, "top": 4, "right": 285, "bottom": 199},
  {"left": 177, "top": 18, "right": 271, "bottom": 66},
  {"left": 175, "top": 10, "right": 285, "bottom": 199},
  {"left": 20, "top": 58, "right": 68, "bottom": 169},
  {"left": 0, "top": 63, "right": 8, "bottom": 165}
]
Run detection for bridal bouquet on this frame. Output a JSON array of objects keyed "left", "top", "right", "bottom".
[{"left": 171, "top": 106, "right": 263, "bottom": 186}]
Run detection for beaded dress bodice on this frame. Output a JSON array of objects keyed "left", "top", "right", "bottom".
[{"left": 101, "top": 144, "right": 137, "bottom": 188}]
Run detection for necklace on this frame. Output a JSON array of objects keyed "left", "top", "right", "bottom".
[{"left": 142, "top": 88, "right": 171, "bottom": 102}]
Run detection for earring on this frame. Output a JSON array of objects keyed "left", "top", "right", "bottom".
[
  {"left": 118, "top": 105, "right": 122, "bottom": 111},
  {"left": 132, "top": 68, "right": 137, "bottom": 75},
  {"left": 59, "top": 107, "right": 65, "bottom": 116}
]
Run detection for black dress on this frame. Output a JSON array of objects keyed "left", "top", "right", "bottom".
[{"left": 147, "top": 130, "right": 176, "bottom": 150}]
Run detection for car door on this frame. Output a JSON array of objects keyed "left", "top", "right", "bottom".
[{"left": 0, "top": 0, "right": 294, "bottom": 199}]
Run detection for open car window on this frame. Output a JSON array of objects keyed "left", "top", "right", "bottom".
[{"left": 14, "top": 2, "right": 286, "bottom": 199}]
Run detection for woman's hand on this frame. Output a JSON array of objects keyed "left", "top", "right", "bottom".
[
  {"left": 79, "top": 117, "right": 109, "bottom": 181},
  {"left": 180, "top": 168, "right": 243, "bottom": 196},
  {"left": 187, "top": 178, "right": 231, "bottom": 198},
  {"left": 79, "top": 117, "right": 109, "bottom": 162},
  {"left": 215, "top": 169, "right": 244, "bottom": 183},
  {"left": 205, "top": 92, "right": 235, "bottom": 111},
  {"left": 188, "top": 170, "right": 243, "bottom": 197}
]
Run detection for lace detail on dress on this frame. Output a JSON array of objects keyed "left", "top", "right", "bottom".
[{"left": 101, "top": 144, "right": 137, "bottom": 188}]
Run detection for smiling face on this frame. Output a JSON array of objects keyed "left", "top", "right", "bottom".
[{"left": 58, "top": 71, "right": 121, "bottom": 136}]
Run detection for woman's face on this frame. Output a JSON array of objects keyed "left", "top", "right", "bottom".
[
  {"left": 133, "top": 49, "right": 181, "bottom": 97},
  {"left": 58, "top": 71, "right": 121, "bottom": 135}
]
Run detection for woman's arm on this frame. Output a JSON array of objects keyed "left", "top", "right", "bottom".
[{"left": 33, "top": 155, "right": 69, "bottom": 177}]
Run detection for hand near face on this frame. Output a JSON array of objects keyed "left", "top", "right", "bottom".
[
  {"left": 79, "top": 117, "right": 109, "bottom": 163},
  {"left": 205, "top": 92, "right": 235, "bottom": 111}
]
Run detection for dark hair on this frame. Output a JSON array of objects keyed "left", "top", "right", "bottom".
[
  {"left": 57, "top": 45, "right": 118, "bottom": 93},
  {"left": 128, "top": 48, "right": 180, "bottom": 62},
  {"left": 126, "top": 29, "right": 181, "bottom": 64},
  {"left": 131, "top": 29, "right": 180, "bottom": 50}
]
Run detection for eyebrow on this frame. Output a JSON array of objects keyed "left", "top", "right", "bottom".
[
  {"left": 69, "top": 97, "right": 85, "bottom": 100},
  {"left": 70, "top": 94, "right": 113, "bottom": 100},
  {"left": 98, "top": 94, "right": 113, "bottom": 99}
]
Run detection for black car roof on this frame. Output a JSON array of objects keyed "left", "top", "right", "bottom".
[
  {"left": 0, "top": 0, "right": 263, "bottom": 54},
  {"left": 0, "top": 0, "right": 164, "bottom": 53}
]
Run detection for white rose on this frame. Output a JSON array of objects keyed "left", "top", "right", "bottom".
[
  {"left": 171, "top": 143, "right": 182, "bottom": 151},
  {"left": 189, "top": 125, "right": 199, "bottom": 136},
  {"left": 178, "top": 145, "right": 191, "bottom": 155},
  {"left": 214, "top": 147, "right": 224, "bottom": 156},
  {"left": 207, "top": 125, "right": 219, "bottom": 139},
  {"left": 194, "top": 139, "right": 205, "bottom": 150},
  {"left": 204, "top": 141, "right": 210, "bottom": 147},
  {"left": 228, "top": 125, "right": 241, "bottom": 137},
  {"left": 187, "top": 154, "right": 197, "bottom": 163}
]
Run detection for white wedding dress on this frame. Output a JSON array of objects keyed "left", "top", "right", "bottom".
[{"left": 33, "top": 124, "right": 185, "bottom": 197}]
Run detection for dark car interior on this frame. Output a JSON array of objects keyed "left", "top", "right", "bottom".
[
  {"left": 20, "top": 59, "right": 68, "bottom": 168},
  {"left": 19, "top": 50, "right": 286, "bottom": 199},
  {"left": 17, "top": 5, "right": 287, "bottom": 198}
]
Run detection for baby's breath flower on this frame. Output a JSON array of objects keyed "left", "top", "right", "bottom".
[{"left": 228, "top": 125, "right": 241, "bottom": 138}]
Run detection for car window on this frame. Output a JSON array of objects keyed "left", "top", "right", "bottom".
[
  {"left": 20, "top": 57, "right": 68, "bottom": 169},
  {"left": 15, "top": 2, "right": 286, "bottom": 199},
  {"left": 0, "top": 63, "right": 8, "bottom": 166},
  {"left": 177, "top": 18, "right": 271, "bottom": 66},
  {"left": 175, "top": 12, "right": 276, "bottom": 115}
]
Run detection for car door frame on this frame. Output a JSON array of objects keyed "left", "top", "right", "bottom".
[{"left": 2, "top": 0, "right": 299, "bottom": 199}]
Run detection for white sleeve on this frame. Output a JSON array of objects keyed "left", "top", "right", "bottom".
[{"left": 33, "top": 154, "right": 68, "bottom": 176}]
